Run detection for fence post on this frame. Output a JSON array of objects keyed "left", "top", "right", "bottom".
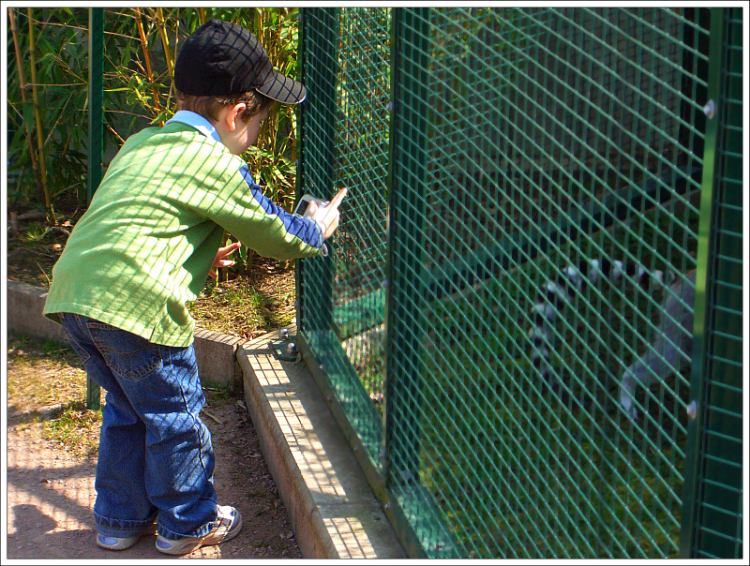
[
  {"left": 297, "top": 8, "right": 340, "bottom": 339},
  {"left": 680, "top": 7, "right": 744, "bottom": 558},
  {"left": 679, "top": 8, "right": 722, "bottom": 556},
  {"left": 87, "top": 8, "right": 104, "bottom": 204},
  {"left": 294, "top": 8, "right": 306, "bottom": 327},
  {"left": 384, "top": 8, "right": 436, "bottom": 550},
  {"left": 86, "top": 7, "right": 103, "bottom": 410}
]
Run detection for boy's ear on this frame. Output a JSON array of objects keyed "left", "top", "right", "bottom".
[{"left": 224, "top": 102, "right": 247, "bottom": 131}]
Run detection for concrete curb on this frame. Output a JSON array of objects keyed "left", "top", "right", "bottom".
[
  {"left": 238, "top": 331, "right": 405, "bottom": 559},
  {"left": 6, "top": 280, "right": 68, "bottom": 343},
  {"left": 6, "top": 280, "right": 241, "bottom": 388}
]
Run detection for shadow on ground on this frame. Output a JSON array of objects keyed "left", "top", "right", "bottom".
[{"left": 6, "top": 397, "right": 302, "bottom": 559}]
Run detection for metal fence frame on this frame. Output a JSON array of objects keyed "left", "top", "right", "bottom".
[{"left": 296, "top": 6, "right": 744, "bottom": 559}]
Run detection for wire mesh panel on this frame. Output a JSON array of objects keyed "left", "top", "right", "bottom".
[
  {"left": 298, "top": 6, "right": 743, "bottom": 559},
  {"left": 386, "top": 7, "right": 712, "bottom": 558},
  {"left": 298, "top": 8, "right": 391, "bottom": 469}
]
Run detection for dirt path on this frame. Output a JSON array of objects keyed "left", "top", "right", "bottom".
[{"left": 6, "top": 382, "right": 302, "bottom": 560}]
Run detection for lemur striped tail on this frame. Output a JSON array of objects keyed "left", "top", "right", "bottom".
[{"left": 529, "top": 258, "right": 675, "bottom": 393}]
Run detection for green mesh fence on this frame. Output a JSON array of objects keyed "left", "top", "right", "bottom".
[
  {"left": 297, "top": 7, "right": 743, "bottom": 559},
  {"left": 298, "top": 7, "right": 391, "bottom": 471}
]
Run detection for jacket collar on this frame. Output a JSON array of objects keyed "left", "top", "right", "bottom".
[{"left": 165, "top": 110, "right": 222, "bottom": 143}]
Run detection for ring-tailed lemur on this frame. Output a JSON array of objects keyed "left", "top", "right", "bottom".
[
  {"left": 619, "top": 270, "right": 695, "bottom": 419},
  {"left": 528, "top": 258, "right": 695, "bottom": 419}
]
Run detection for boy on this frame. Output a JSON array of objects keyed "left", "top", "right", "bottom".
[{"left": 43, "top": 19, "right": 345, "bottom": 555}]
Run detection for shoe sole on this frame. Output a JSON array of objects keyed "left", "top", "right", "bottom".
[
  {"left": 155, "top": 514, "right": 242, "bottom": 555},
  {"left": 97, "top": 534, "right": 144, "bottom": 551},
  {"left": 96, "top": 523, "right": 157, "bottom": 551}
]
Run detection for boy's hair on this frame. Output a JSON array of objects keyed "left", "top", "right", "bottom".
[{"left": 176, "top": 89, "right": 273, "bottom": 123}]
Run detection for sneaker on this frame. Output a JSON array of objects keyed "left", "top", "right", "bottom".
[
  {"left": 96, "top": 522, "right": 157, "bottom": 551},
  {"left": 155, "top": 505, "right": 242, "bottom": 556}
]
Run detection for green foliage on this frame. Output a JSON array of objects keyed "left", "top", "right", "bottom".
[
  {"left": 7, "top": 7, "right": 302, "bottom": 220},
  {"left": 7, "top": 8, "right": 90, "bottom": 214},
  {"left": 19, "top": 222, "right": 51, "bottom": 242}
]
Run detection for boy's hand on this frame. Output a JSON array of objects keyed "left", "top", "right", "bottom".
[
  {"left": 209, "top": 242, "right": 241, "bottom": 280},
  {"left": 307, "top": 187, "right": 348, "bottom": 240}
]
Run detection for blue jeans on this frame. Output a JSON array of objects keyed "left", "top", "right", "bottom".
[{"left": 60, "top": 313, "right": 217, "bottom": 540}]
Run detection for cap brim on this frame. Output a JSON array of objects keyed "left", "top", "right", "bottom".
[{"left": 257, "top": 71, "right": 307, "bottom": 104}]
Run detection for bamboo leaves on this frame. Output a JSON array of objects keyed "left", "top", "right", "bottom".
[{"left": 7, "top": 7, "right": 302, "bottom": 223}]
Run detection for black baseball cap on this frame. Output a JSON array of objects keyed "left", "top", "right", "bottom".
[{"left": 174, "top": 19, "right": 306, "bottom": 104}]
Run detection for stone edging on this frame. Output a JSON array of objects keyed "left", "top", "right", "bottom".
[
  {"left": 6, "top": 280, "right": 241, "bottom": 388},
  {"left": 238, "top": 331, "right": 405, "bottom": 559}
]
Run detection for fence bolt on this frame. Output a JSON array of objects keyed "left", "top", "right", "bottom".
[
  {"left": 687, "top": 400, "right": 698, "bottom": 420},
  {"left": 703, "top": 99, "right": 716, "bottom": 119},
  {"left": 280, "top": 328, "right": 289, "bottom": 340}
]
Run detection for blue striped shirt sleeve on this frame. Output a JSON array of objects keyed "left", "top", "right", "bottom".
[{"left": 239, "top": 165, "right": 323, "bottom": 250}]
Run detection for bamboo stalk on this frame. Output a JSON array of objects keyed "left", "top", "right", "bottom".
[
  {"left": 106, "top": 123, "right": 125, "bottom": 145},
  {"left": 133, "top": 7, "right": 162, "bottom": 120},
  {"left": 154, "top": 8, "right": 174, "bottom": 79},
  {"left": 168, "top": 15, "right": 180, "bottom": 108},
  {"left": 256, "top": 8, "right": 264, "bottom": 45},
  {"left": 8, "top": 8, "right": 44, "bottom": 206},
  {"left": 25, "top": 8, "right": 56, "bottom": 224}
]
